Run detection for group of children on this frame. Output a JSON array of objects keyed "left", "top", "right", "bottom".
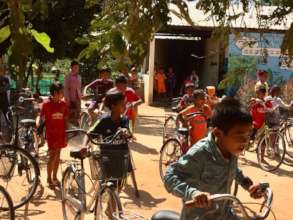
[{"left": 40, "top": 73, "right": 141, "bottom": 189}]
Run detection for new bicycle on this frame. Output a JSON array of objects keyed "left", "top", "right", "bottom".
[
  {"left": 113, "top": 182, "right": 273, "bottom": 220},
  {"left": 62, "top": 128, "right": 137, "bottom": 220},
  {"left": 0, "top": 101, "right": 40, "bottom": 209}
]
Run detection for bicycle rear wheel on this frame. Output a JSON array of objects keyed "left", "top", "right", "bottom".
[
  {"left": 257, "top": 131, "right": 286, "bottom": 172},
  {"left": 159, "top": 138, "right": 182, "bottom": 181},
  {"left": 282, "top": 123, "right": 293, "bottom": 158},
  {"left": 95, "top": 185, "right": 122, "bottom": 220},
  {"left": 163, "top": 116, "right": 177, "bottom": 143},
  {"left": 0, "top": 185, "right": 15, "bottom": 220},
  {"left": 61, "top": 166, "right": 81, "bottom": 220},
  {"left": 0, "top": 145, "right": 39, "bottom": 209}
]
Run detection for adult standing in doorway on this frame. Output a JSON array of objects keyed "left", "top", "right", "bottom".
[
  {"left": 166, "top": 67, "right": 176, "bottom": 99},
  {"left": 189, "top": 70, "right": 199, "bottom": 88},
  {"left": 64, "top": 61, "right": 82, "bottom": 127}
]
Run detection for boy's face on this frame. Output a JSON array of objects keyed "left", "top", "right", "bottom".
[
  {"left": 259, "top": 74, "right": 268, "bottom": 82},
  {"left": 215, "top": 123, "right": 252, "bottom": 156},
  {"left": 116, "top": 83, "right": 127, "bottom": 93},
  {"left": 100, "top": 71, "right": 109, "bottom": 80},
  {"left": 194, "top": 97, "right": 206, "bottom": 107},
  {"left": 186, "top": 87, "right": 194, "bottom": 96},
  {"left": 71, "top": 64, "right": 80, "bottom": 75},
  {"left": 112, "top": 100, "right": 126, "bottom": 115},
  {"left": 256, "top": 90, "right": 266, "bottom": 99},
  {"left": 54, "top": 90, "right": 64, "bottom": 101}
]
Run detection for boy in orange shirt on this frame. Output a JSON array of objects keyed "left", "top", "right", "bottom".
[
  {"left": 154, "top": 68, "right": 167, "bottom": 101},
  {"left": 177, "top": 90, "right": 212, "bottom": 151}
]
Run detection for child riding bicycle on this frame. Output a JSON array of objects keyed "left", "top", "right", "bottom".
[
  {"left": 176, "top": 89, "right": 212, "bottom": 150},
  {"left": 164, "top": 98, "right": 264, "bottom": 220},
  {"left": 177, "top": 82, "right": 195, "bottom": 111}
]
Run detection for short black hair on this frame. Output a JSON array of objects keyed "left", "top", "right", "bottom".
[
  {"left": 270, "top": 85, "right": 281, "bottom": 95},
  {"left": 71, "top": 60, "right": 79, "bottom": 67},
  {"left": 115, "top": 74, "right": 128, "bottom": 85},
  {"left": 104, "top": 90, "right": 125, "bottom": 109},
  {"left": 49, "top": 81, "right": 63, "bottom": 96},
  {"left": 256, "top": 84, "right": 267, "bottom": 93},
  {"left": 211, "top": 97, "right": 252, "bottom": 134},
  {"left": 193, "top": 89, "right": 206, "bottom": 100}
]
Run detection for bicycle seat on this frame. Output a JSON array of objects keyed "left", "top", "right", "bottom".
[
  {"left": 171, "top": 107, "right": 179, "bottom": 113},
  {"left": 177, "top": 127, "right": 189, "bottom": 136},
  {"left": 151, "top": 210, "right": 180, "bottom": 220},
  {"left": 70, "top": 148, "right": 88, "bottom": 160},
  {"left": 20, "top": 119, "right": 36, "bottom": 127}
]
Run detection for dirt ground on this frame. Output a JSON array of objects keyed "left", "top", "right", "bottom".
[{"left": 4, "top": 104, "right": 293, "bottom": 220}]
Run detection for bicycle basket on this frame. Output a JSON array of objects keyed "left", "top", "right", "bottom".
[
  {"left": 0, "top": 151, "right": 15, "bottom": 178},
  {"left": 91, "top": 144, "right": 130, "bottom": 180}
]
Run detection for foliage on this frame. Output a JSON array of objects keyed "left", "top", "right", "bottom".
[
  {"left": 218, "top": 56, "right": 258, "bottom": 89},
  {"left": 281, "top": 78, "right": 293, "bottom": 103},
  {"left": 196, "top": 0, "right": 293, "bottom": 61},
  {"left": 236, "top": 78, "right": 257, "bottom": 106},
  {"left": 77, "top": 0, "right": 191, "bottom": 71}
]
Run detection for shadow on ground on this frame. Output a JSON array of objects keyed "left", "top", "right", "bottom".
[{"left": 121, "top": 185, "right": 166, "bottom": 210}]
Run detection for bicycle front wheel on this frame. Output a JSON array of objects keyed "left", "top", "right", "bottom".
[
  {"left": 159, "top": 138, "right": 182, "bottom": 181},
  {"left": 0, "top": 145, "right": 39, "bottom": 209},
  {"left": 282, "top": 122, "right": 293, "bottom": 158},
  {"left": 95, "top": 185, "right": 122, "bottom": 220},
  {"left": 163, "top": 116, "right": 177, "bottom": 143},
  {"left": 0, "top": 185, "right": 15, "bottom": 220},
  {"left": 257, "top": 131, "right": 286, "bottom": 172},
  {"left": 61, "top": 166, "right": 81, "bottom": 220}
]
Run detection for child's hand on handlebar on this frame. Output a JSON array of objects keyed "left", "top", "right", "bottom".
[
  {"left": 248, "top": 183, "right": 263, "bottom": 199},
  {"left": 188, "top": 192, "right": 212, "bottom": 209}
]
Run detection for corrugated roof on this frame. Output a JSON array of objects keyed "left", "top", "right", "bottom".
[{"left": 168, "top": 2, "right": 293, "bottom": 31}]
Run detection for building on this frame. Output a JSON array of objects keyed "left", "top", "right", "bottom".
[{"left": 143, "top": 2, "right": 293, "bottom": 104}]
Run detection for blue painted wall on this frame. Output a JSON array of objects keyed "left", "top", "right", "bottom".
[{"left": 229, "top": 32, "right": 293, "bottom": 83}]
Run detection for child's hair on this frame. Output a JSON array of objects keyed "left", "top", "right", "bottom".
[
  {"left": 104, "top": 90, "right": 125, "bottom": 109},
  {"left": 115, "top": 74, "right": 128, "bottom": 85},
  {"left": 71, "top": 60, "right": 79, "bottom": 67},
  {"left": 256, "top": 70, "right": 268, "bottom": 77},
  {"left": 49, "top": 81, "right": 63, "bottom": 96},
  {"left": 193, "top": 89, "right": 206, "bottom": 100},
  {"left": 255, "top": 84, "right": 267, "bottom": 93},
  {"left": 211, "top": 97, "right": 252, "bottom": 134},
  {"left": 270, "top": 85, "right": 281, "bottom": 96}
]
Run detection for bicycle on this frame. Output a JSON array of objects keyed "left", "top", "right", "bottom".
[
  {"left": 159, "top": 112, "right": 206, "bottom": 181},
  {"left": 0, "top": 101, "right": 40, "bottom": 209},
  {"left": 0, "top": 185, "right": 15, "bottom": 220},
  {"left": 256, "top": 124, "right": 286, "bottom": 172},
  {"left": 279, "top": 114, "right": 293, "bottom": 158},
  {"left": 62, "top": 128, "right": 136, "bottom": 220},
  {"left": 113, "top": 182, "right": 273, "bottom": 220}
]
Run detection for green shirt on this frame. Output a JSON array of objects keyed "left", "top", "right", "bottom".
[{"left": 164, "top": 133, "right": 246, "bottom": 220}]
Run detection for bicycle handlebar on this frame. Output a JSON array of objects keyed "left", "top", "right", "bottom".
[
  {"left": 185, "top": 183, "right": 273, "bottom": 219},
  {"left": 18, "top": 96, "right": 36, "bottom": 103}
]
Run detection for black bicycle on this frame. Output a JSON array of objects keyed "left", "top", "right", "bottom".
[
  {"left": 0, "top": 185, "right": 15, "bottom": 220},
  {"left": 0, "top": 99, "right": 40, "bottom": 209}
]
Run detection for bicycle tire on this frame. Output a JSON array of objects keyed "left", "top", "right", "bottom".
[
  {"left": 0, "top": 145, "right": 39, "bottom": 209},
  {"left": 281, "top": 122, "right": 293, "bottom": 158},
  {"left": 18, "top": 125, "right": 37, "bottom": 156},
  {"left": 80, "top": 111, "right": 91, "bottom": 130},
  {"left": 257, "top": 131, "right": 286, "bottom": 172},
  {"left": 95, "top": 185, "right": 122, "bottom": 220},
  {"left": 159, "top": 138, "right": 182, "bottom": 181},
  {"left": 163, "top": 116, "right": 177, "bottom": 143},
  {"left": 61, "top": 166, "right": 81, "bottom": 220},
  {"left": 0, "top": 185, "right": 15, "bottom": 220}
]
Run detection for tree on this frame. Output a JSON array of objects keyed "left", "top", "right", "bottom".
[
  {"left": 195, "top": 0, "right": 293, "bottom": 62},
  {"left": 77, "top": 0, "right": 191, "bottom": 71},
  {"left": 0, "top": 0, "right": 53, "bottom": 88}
]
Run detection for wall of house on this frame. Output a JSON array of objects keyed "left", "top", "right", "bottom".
[
  {"left": 200, "top": 38, "right": 220, "bottom": 88},
  {"left": 229, "top": 32, "right": 293, "bottom": 83}
]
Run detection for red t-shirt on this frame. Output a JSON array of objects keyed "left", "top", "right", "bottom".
[
  {"left": 250, "top": 99, "right": 272, "bottom": 129},
  {"left": 125, "top": 87, "right": 140, "bottom": 120},
  {"left": 41, "top": 100, "right": 68, "bottom": 149}
]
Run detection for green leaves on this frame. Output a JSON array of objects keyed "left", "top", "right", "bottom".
[
  {"left": 0, "top": 25, "right": 11, "bottom": 43},
  {"left": 31, "top": 29, "right": 54, "bottom": 53}
]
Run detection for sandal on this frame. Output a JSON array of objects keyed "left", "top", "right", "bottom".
[
  {"left": 47, "top": 180, "right": 56, "bottom": 190},
  {"left": 52, "top": 179, "right": 61, "bottom": 188}
]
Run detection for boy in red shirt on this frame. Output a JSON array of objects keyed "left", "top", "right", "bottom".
[
  {"left": 250, "top": 85, "right": 272, "bottom": 141},
  {"left": 177, "top": 90, "right": 212, "bottom": 152},
  {"left": 38, "top": 82, "right": 68, "bottom": 188}
]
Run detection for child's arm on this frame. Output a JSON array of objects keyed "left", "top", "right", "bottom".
[{"left": 164, "top": 148, "right": 205, "bottom": 201}]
